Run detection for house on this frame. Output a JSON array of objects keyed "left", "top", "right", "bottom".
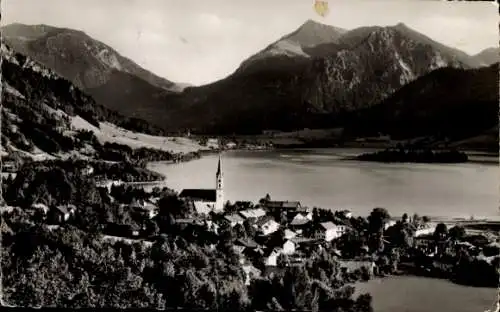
[
  {"left": 206, "top": 138, "right": 219, "bottom": 149},
  {"left": 284, "top": 229, "right": 297, "bottom": 240},
  {"left": 282, "top": 240, "right": 296, "bottom": 255},
  {"left": 242, "top": 264, "right": 262, "bottom": 286},
  {"left": 233, "top": 238, "right": 260, "bottom": 260},
  {"left": 264, "top": 248, "right": 282, "bottom": 266},
  {"left": 256, "top": 218, "right": 280, "bottom": 236},
  {"left": 320, "top": 222, "right": 347, "bottom": 241},
  {"left": 414, "top": 223, "right": 436, "bottom": 237},
  {"left": 50, "top": 204, "right": 76, "bottom": 223},
  {"left": 290, "top": 213, "right": 312, "bottom": 226},
  {"left": 224, "top": 213, "right": 245, "bottom": 227},
  {"left": 239, "top": 208, "right": 267, "bottom": 221},
  {"left": 130, "top": 199, "right": 158, "bottom": 219},
  {"left": 96, "top": 179, "right": 123, "bottom": 192},
  {"left": 265, "top": 201, "right": 301, "bottom": 213},
  {"left": 30, "top": 203, "right": 50, "bottom": 215},
  {"left": 179, "top": 155, "right": 224, "bottom": 213},
  {"left": 292, "top": 237, "right": 323, "bottom": 254},
  {"left": 289, "top": 216, "right": 311, "bottom": 231}
]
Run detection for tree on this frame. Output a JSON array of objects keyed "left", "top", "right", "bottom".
[
  {"left": 412, "top": 213, "right": 421, "bottom": 227},
  {"left": 448, "top": 225, "right": 466, "bottom": 242},
  {"left": 402, "top": 213, "right": 409, "bottom": 223},
  {"left": 368, "top": 208, "right": 391, "bottom": 234},
  {"left": 433, "top": 223, "right": 448, "bottom": 241}
]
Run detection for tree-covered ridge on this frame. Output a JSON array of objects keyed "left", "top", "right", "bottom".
[
  {"left": 3, "top": 159, "right": 163, "bottom": 208},
  {"left": 1, "top": 42, "right": 167, "bottom": 157}
]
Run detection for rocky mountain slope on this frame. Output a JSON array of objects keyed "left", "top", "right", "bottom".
[
  {"left": 156, "top": 21, "right": 485, "bottom": 134},
  {"left": 0, "top": 42, "right": 200, "bottom": 161},
  {"left": 1, "top": 23, "right": 180, "bottom": 117},
  {"left": 237, "top": 19, "right": 347, "bottom": 72}
]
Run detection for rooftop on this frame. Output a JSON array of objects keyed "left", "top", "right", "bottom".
[
  {"left": 239, "top": 208, "right": 267, "bottom": 219},
  {"left": 225, "top": 213, "right": 245, "bottom": 223},
  {"left": 179, "top": 189, "right": 216, "bottom": 202},
  {"left": 320, "top": 221, "right": 340, "bottom": 230}
]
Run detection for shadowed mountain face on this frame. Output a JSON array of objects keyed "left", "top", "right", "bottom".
[
  {"left": 343, "top": 63, "right": 499, "bottom": 150},
  {"left": 1, "top": 23, "right": 182, "bottom": 117},
  {"left": 3, "top": 21, "right": 496, "bottom": 140},
  {"left": 155, "top": 21, "right": 486, "bottom": 134}
]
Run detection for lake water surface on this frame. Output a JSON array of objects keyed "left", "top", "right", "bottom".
[
  {"left": 353, "top": 276, "right": 497, "bottom": 312},
  {"left": 148, "top": 148, "right": 499, "bottom": 219}
]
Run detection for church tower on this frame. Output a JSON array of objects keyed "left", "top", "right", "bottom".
[{"left": 215, "top": 154, "right": 224, "bottom": 211}]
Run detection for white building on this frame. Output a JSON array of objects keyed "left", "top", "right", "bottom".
[
  {"left": 282, "top": 240, "right": 296, "bottom": 255},
  {"left": 264, "top": 248, "right": 282, "bottom": 266},
  {"left": 284, "top": 229, "right": 297, "bottom": 240},
  {"left": 257, "top": 219, "right": 280, "bottom": 236},
  {"left": 415, "top": 223, "right": 436, "bottom": 237},
  {"left": 320, "top": 222, "right": 347, "bottom": 241},
  {"left": 224, "top": 213, "right": 245, "bottom": 227},
  {"left": 179, "top": 155, "right": 224, "bottom": 214},
  {"left": 239, "top": 208, "right": 267, "bottom": 220}
]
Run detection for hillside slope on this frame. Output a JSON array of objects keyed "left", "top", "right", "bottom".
[{"left": 1, "top": 43, "right": 202, "bottom": 161}]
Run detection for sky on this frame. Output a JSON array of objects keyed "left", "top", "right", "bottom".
[{"left": 2, "top": 0, "right": 498, "bottom": 85}]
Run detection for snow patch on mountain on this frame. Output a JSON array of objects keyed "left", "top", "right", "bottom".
[
  {"left": 430, "top": 52, "right": 448, "bottom": 70},
  {"left": 271, "top": 40, "right": 310, "bottom": 57},
  {"left": 4, "top": 83, "right": 25, "bottom": 99},
  {"left": 394, "top": 51, "right": 415, "bottom": 85},
  {"left": 97, "top": 49, "right": 123, "bottom": 71}
]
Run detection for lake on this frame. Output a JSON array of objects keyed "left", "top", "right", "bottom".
[
  {"left": 353, "top": 276, "right": 497, "bottom": 312},
  {"left": 147, "top": 148, "right": 499, "bottom": 219}
]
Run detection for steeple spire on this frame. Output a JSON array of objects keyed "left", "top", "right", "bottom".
[{"left": 216, "top": 153, "right": 222, "bottom": 176}]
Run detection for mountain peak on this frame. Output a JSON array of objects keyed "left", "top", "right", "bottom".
[{"left": 283, "top": 19, "right": 348, "bottom": 48}]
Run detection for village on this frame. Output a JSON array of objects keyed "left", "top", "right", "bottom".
[{"left": 4, "top": 154, "right": 497, "bottom": 289}]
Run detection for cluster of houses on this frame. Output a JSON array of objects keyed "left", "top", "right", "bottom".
[{"left": 173, "top": 199, "right": 355, "bottom": 285}]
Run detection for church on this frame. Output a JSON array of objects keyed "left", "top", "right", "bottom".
[{"left": 179, "top": 154, "right": 224, "bottom": 214}]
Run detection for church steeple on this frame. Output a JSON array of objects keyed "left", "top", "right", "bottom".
[
  {"left": 215, "top": 153, "right": 224, "bottom": 211},
  {"left": 216, "top": 154, "right": 222, "bottom": 176}
]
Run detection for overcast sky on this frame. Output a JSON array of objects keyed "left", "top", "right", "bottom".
[{"left": 2, "top": 0, "right": 498, "bottom": 85}]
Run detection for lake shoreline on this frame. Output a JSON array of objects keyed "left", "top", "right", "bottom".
[{"left": 147, "top": 147, "right": 498, "bottom": 220}]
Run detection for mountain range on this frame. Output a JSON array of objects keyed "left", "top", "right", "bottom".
[
  {"left": 1, "top": 23, "right": 188, "bottom": 119},
  {"left": 2, "top": 20, "right": 498, "bottom": 148}
]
